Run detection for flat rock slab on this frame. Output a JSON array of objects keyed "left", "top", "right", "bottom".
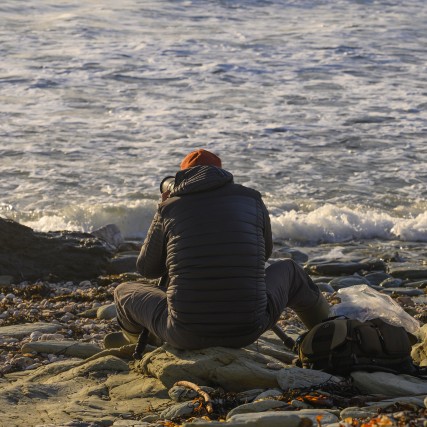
[
  {"left": 22, "top": 341, "right": 102, "bottom": 359},
  {"left": 183, "top": 409, "right": 339, "bottom": 427},
  {"left": 351, "top": 371, "right": 427, "bottom": 396},
  {"left": 379, "top": 287, "right": 424, "bottom": 297},
  {"left": 183, "top": 412, "right": 303, "bottom": 427},
  {"left": 388, "top": 264, "right": 427, "bottom": 280},
  {"left": 406, "top": 280, "right": 427, "bottom": 289},
  {"left": 42, "top": 355, "right": 130, "bottom": 384},
  {"left": 305, "top": 260, "right": 385, "bottom": 276},
  {"left": 226, "top": 400, "right": 290, "bottom": 419},
  {"left": 0, "top": 322, "right": 61, "bottom": 339},
  {"left": 340, "top": 407, "right": 378, "bottom": 419},
  {"left": 306, "top": 261, "right": 368, "bottom": 276},
  {"left": 0, "top": 356, "right": 171, "bottom": 426},
  {"left": 136, "top": 344, "right": 280, "bottom": 392},
  {"left": 246, "top": 337, "right": 296, "bottom": 364},
  {"left": 364, "top": 396, "right": 427, "bottom": 410},
  {"left": 329, "top": 276, "right": 371, "bottom": 289},
  {"left": 277, "top": 366, "right": 342, "bottom": 390}
]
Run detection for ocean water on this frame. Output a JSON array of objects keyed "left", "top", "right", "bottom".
[{"left": 1, "top": 0, "right": 426, "bottom": 244}]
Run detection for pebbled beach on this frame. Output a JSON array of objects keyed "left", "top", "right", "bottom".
[
  {"left": 1, "top": 222, "right": 426, "bottom": 427},
  {"left": 1, "top": 1, "right": 426, "bottom": 424}
]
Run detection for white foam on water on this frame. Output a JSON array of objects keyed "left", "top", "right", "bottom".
[
  {"left": 7, "top": 200, "right": 427, "bottom": 245},
  {"left": 1, "top": 0, "right": 426, "bottom": 247},
  {"left": 18, "top": 200, "right": 157, "bottom": 240},
  {"left": 270, "top": 204, "right": 427, "bottom": 244},
  {"left": 391, "top": 210, "right": 427, "bottom": 242}
]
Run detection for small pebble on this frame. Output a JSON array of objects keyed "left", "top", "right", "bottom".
[{"left": 30, "top": 331, "right": 43, "bottom": 341}]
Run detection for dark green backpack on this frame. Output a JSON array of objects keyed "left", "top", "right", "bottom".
[{"left": 295, "top": 317, "right": 419, "bottom": 376}]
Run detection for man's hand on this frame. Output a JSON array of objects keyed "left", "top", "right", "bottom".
[{"left": 161, "top": 190, "right": 171, "bottom": 202}]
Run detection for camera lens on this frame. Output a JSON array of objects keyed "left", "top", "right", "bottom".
[{"left": 160, "top": 176, "right": 175, "bottom": 193}]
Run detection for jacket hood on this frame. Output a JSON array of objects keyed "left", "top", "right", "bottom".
[{"left": 170, "top": 165, "right": 233, "bottom": 197}]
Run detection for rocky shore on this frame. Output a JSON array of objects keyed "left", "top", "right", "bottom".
[{"left": 0, "top": 219, "right": 427, "bottom": 427}]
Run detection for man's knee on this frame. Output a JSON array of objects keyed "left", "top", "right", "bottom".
[
  {"left": 266, "top": 259, "right": 303, "bottom": 285},
  {"left": 270, "top": 258, "right": 296, "bottom": 268},
  {"left": 267, "top": 258, "right": 296, "bottom": 276},
  {"left": 114, "top": 282, "right": 127, "bottom": 302}
]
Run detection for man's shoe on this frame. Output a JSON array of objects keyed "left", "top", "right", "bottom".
[
  {"left": 103, "top": 331, "right": 133, "bottom": 349},
  {"left": 104, "top": 330, "right": 163, "bottom": 350},
  {"left": 104, "top": 331, "right": 139, "bottom": 348}
]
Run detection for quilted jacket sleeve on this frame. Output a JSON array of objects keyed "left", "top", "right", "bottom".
[
  {"left": 136, "top": 211, "right": 167, "bottom": 279},
  {"left": 261, "top": 199, "right": 273, "bottom": 261}
]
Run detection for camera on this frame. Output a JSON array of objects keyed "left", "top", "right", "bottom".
[{"left": 160, "top": 176, "right": 175, "bottom": 194}]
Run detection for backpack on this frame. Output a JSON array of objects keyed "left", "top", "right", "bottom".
[{"left": 295, "top": 317, "right": 420, "bottom": 376}]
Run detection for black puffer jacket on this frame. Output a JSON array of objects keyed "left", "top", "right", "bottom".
[{"left": 137, "top": 165, "right": 273, "bottom": 341}]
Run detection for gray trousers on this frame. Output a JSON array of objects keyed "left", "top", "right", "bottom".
[{"left": 114, "top": 259, "right": 322, "bottom": 349}]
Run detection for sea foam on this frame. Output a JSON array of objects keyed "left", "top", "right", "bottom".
[
  {"left": 17, "top": 200, "right": 158, "bottom": 240},
  {"left": 270, "top": 204, "right": 427, "bottom": 243},
  {"left": 13, "top": 201, "right": 427, "bottom": 244}
]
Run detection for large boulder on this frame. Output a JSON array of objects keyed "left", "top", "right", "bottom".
[
  {"left": 0, "top": 218, "right": 113, "bottom": 281},
  {"left": 136, "top": 344, "right": 280, "bottom": 392}
]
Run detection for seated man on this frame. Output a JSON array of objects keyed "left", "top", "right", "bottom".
[{"left": 105, "top": 149, "right": 329, "bottom": 350}]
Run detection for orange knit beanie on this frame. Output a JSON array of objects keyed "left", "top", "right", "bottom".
[{"left": 180, "top": 149, "right": 222, "bottom": 170}]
